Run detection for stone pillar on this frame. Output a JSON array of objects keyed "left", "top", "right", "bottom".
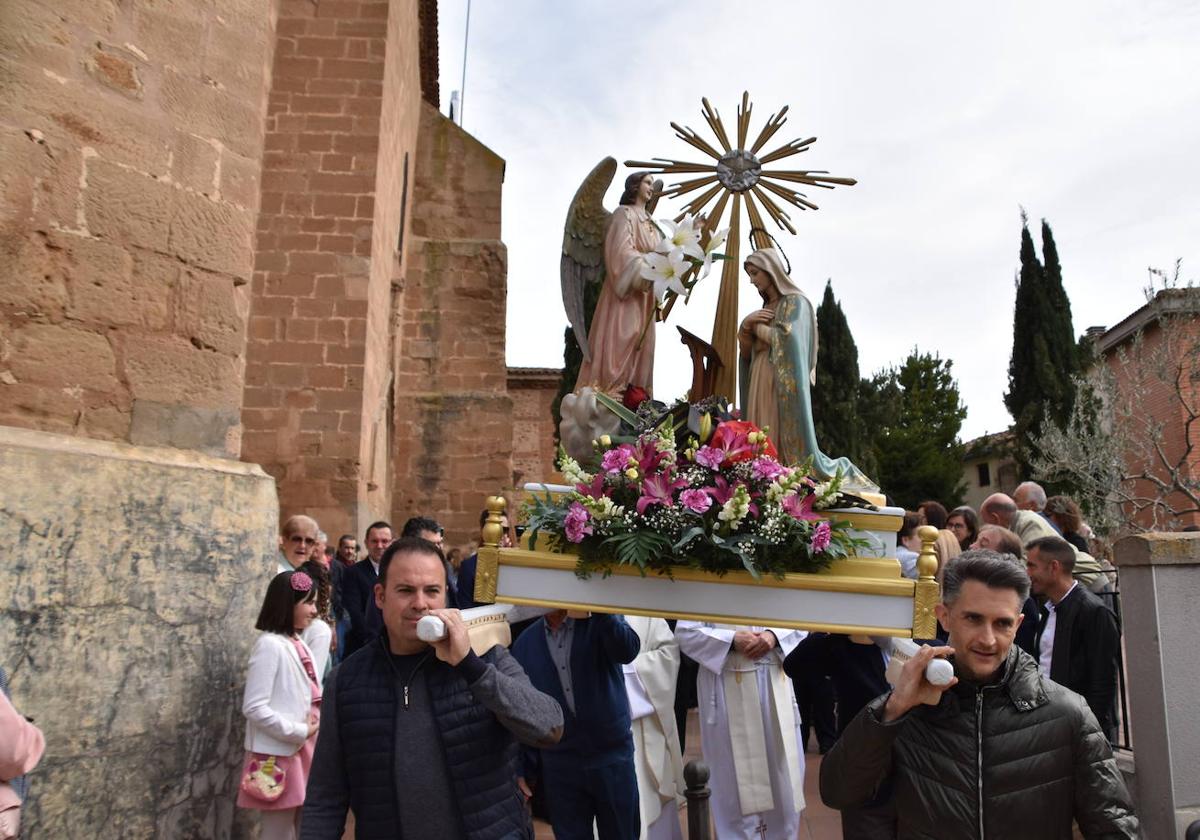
[
  {"left": 0, "top": 426, "right": 279, "bottom": 838},
  {"left": 393, "top": 102, "right": 511, "bottom": 542},
  {"left": 242, "top": 0, "right": 425, "bottom": 539},
  {"left": 1117, "top": 532, "right": 1200, "bottom": 838}
]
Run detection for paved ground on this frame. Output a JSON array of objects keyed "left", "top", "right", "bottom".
[{"left": 534, "top": 708, "right": 842, "bottom": 839}]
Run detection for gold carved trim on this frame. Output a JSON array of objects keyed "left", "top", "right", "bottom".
[
  {"left": 494, "top": 595, "right": 914, "bottom": 637},
  {"left": 475, "top": 546, "right": 500, "bottom": 605},
  {"left": 913, "top": 525, "right": 942, "bottom": 638},
  {"left": 495, "top": 548, "right": 915, "bottom": 597},
  {"left": 833, "top": 510, "right": 902, "bottom": 533}
]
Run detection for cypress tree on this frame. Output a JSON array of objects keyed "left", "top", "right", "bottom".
[
  {"left": 812, "top": 280, "right": 863, "bottom": 463},
  {"left": 1004, "top": 213, "right": 1079, "bottom": 476}
]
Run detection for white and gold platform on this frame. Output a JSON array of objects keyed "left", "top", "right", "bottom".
[{"left": 474, "top": 495, "right": 940, "bottom": 638}]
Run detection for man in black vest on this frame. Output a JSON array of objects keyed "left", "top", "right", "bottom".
[
  {"left": 1026, "top": 535, "right": 1122, "bottom": 741},
  {"left": 301, "top": 537, "right": 564, "bottom": 840}
]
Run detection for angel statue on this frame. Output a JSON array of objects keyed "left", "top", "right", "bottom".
[
  {"left": 561, "top": 159, "right": 663, "bottom": 396},
  {"left": 738, "top": 247, "right": 879, "bottom": 493}
]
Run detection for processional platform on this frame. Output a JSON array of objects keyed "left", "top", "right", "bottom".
[{"left": 473, "top": 495, "right": 940, "bottom": 639}]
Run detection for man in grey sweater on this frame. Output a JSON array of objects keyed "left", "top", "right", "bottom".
[{"left": 301, "top": 536, "right": 564, "bottom": 840}]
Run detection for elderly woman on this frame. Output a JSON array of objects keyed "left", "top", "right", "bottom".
[{"left": 737, "top": 248, "right": 877, "bottom": 491}]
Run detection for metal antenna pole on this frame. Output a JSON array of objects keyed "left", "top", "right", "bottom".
[{"left": 459, "top": 0, "right": 471, "bottom": 127}]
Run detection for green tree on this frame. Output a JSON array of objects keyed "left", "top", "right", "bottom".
[
  {"left": 860, "top": 351, "right": 967, "bottom": 508},
  {"left": 812, "top": 280, "right": 865, "bottom": 465},
  {"left": 1004, "top": 214, "right": 1082, "bottom": 476}
]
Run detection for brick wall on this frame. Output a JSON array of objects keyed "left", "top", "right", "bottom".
[
  {"left": 242, "top": 0, "right": 421, "bottom": 537},
  {"left": 0, "top": 0, "right": 278, "bottom": 456},
  {"left": 509, "top": 367, "right": 563, "bottom": 489},
  {"left": 1103, "top": 313, "right": 1200, "bottom": 529},
  {"left": 393, "top": 102, "right": 510, "bottom": 546}
]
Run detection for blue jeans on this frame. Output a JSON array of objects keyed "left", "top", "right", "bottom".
[{"left": 542, "top": 751, "right": 639, "bottom": 840}]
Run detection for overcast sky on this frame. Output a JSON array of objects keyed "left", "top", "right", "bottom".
[{"left": 436, "top": 0, "right": 1200, "bottom": 441}]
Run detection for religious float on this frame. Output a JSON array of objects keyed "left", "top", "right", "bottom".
[{"left": 473, "top": 94, "right": 939, "bottom": 640}]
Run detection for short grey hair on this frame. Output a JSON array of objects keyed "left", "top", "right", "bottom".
[
  {"left": 942, "top": 549, "right": 1030, "bottom": 605},
  {"left": 1015, "top": 481, "right": 1047, "bottom": 510}
]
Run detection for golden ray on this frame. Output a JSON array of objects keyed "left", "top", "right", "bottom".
[
  {"left": 662, "top": 174, "right": 719, "bottom": 199},
  {"left": 669, "top": 123, "right": 724, "bottom": 161},
  {"left": 701, "top": 98, "right": 733, "bottom": 153},
  {"left": 757, "top": 177, "right": 820, "bottom": 212},
  {"left": 676, "top": 182, "right": 725, "bottom": 221},
  {"left": 749, "top": 106, "right": 789, "bottom": 154},
  {"left": 736, "top": 92, "right": 751, "bottom": 151},
  {"left": 757, "top": 137, "right": 816, "bottom": 165},
  {"left": 624, "top": 158, "right": 716, "bottom": 175},
  {"left": 750, "top": 185, "right": 797, "bottom": 235},
  {"left": 765, "top": 170, "right": 858, "bottom": 188}
]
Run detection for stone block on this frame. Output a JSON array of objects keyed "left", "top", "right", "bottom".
[
  {"left": 8, "top": 322, "right": 119, "bottom": 391},
  {"left": 65, "top": 236, "right": 174, "bottom": 330},
  {"left": 84, "top": 43, "right": 144, "bottom": 99},
  {"left": 0, "top": 231, "right": 69, "bottom": 320},
  {"left": 123, "top": 334, "right": 242, "bottom": 409},
  {"left": 171, "top": 132, "right": 220, "bottom": 195},
  {"left": 84, "top": 160, "right": 173, "bottom": 251},
  {"left": 218, "top": 149, "right": 262, "bottom": 210},
  {"left": 161, "top": 68, "right": 263, "bottom": 159},
  {"left": 129, "top": 400, "right": 242, "bottom": 456},
  {"left": 169, "top": 189, "right": 256, "bottom": 280},
  {"left": 0, "top": 426, "right": 277, "bottom": 836},
  {"left": 175, "top": 267, "right": 249, "bottom": 356}
]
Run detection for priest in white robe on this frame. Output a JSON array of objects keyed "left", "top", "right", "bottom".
[
  {"left": 623, "top": 616, "right": 686, "bottom": 840},
  {"left": 674, "top": 622, "right": 807, "bottom": 840}
]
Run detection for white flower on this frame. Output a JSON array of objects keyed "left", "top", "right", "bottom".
[
  {"left": 696, "top": 226, "right": 730, "bottom": 281},
  {"left": 641, "top": 250, "right": 689, "bottom": 303},
  {"left": 558, "top": 452, "right": 593, "bottom": 487},
  {"left": 655, "top": 215, "right": 704, "bottom": 262}
]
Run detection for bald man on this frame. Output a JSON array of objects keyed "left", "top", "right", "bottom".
[{"left": 980, "top": 494, "right": 1107, "bottom": 590}]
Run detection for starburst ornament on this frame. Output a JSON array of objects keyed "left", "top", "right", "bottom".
[{"left": 626, "top": 92, "right": 856, "bottom": 401}]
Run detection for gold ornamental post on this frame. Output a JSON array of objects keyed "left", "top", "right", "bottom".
[
  {"left": 912, "top": 525, "right": 941, "bottom": 639},
  {"left": 474, "top": 495, "right": 507, "bottom": 605}
]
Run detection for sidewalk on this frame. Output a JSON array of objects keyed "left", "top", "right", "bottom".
[{"left": 534, "top": 708, "right": 842, "bottom": 839}]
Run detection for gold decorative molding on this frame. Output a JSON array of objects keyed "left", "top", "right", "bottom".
[
  {"left": 913, "top": 524, "right": 941, "bottom": 638},
  {"left": 494, "top": 547, "right": 915, "bottom": 597},
  {"left": 495, "top": 595, "right": 912, "bottom": 637}
]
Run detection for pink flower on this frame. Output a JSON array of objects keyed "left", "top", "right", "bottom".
[
  {"left": 704, "top": 475, "right": 736, "bottom": 506},
  {"left": 810, "top": 521, "right": 832, "bottom": 553},
  {"left": 637, "top": 472, "right": 688, "bottom": 515},
  {"left": 679, "top": 488, "right": 712, "bottom": 514},
  {"left": 576, "top": 473, "right": 609, "bottom": 500},
  {"left": 782, "top": 492, "right": 820, "bottom": 521},
  {"left": 564, "top": 502, "right": 593, "bottom": 543},
  {"left": 750, "top": 457, "right": 787, "bottom": 482},
  {"left": 601, "top": 445, "right": 635, "bottom": 474},
  {"left": 633, "top": 435, "right": 667, "bottom": 474},
  {"left": 694, "top": 446, "right": 724, "bottom": 469}
]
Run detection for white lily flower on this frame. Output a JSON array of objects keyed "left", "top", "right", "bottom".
[
  {"left": 641, "top": 249, "right": 689, "bottom": 303},
  {"left": 697, "top": 226, "right": 731, "bottom": 281},
  {"left": 654, "top": 215, "right": 704, "bottom": 262}
]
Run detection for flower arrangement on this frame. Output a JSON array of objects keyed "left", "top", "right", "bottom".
[{"left": 526, "top": 393, "right": 873, "bottom": 580}]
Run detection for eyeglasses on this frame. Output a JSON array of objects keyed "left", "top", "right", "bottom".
[{"left": 289, "top": 535, "right": 318, "bottom": 546}]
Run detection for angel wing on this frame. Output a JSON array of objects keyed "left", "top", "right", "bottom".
[{"left": 561, "top": 157, "right": 617, "bottom": 361}]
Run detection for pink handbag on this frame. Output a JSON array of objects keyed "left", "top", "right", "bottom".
[
  {"left": 239, "top": 755, "right": 287, "bottom": 803},
  {"left": 0, "top": 782, "right": 18, "bottom": 840}
]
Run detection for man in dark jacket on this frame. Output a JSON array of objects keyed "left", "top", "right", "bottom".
[
  {"left": 820, "top": 549, "right": 1138, "bottom": 839},
  {"left": 1026, "top": 535, "right": 1122, "bottom": 741},
  {"left": 511, "top": 609, "right": 641, "bottom": 840},
  {"left": 301, "top": 537, "right": 564, "bottom": 840},
  {"left": 341, "top": 520, "right": 392, "bottom": 657}
]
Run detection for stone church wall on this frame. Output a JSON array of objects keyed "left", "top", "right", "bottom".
[
  {"left": 242, "top": 0, "right": 424, "bottom": 540},
  {"left": 392, "top": 101, "right": 511, "bottom": 543},
  {"left": 0, "top": 1, "right": 282, "bottom": 837}
]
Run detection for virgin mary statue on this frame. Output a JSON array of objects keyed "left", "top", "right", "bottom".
[{"left": 737, "top": 248, "right": 878, "bottom": 492}]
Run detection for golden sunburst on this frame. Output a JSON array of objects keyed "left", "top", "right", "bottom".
[{"left": 627, "top": 92, "right": 856, "bottom": 400}]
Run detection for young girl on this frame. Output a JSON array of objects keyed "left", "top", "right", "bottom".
[{"left": 237, "top": 570, "right": 322, "bottom": 840}]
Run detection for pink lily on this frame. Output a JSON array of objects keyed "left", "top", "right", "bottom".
[
  {"left": 637, "top": 472, "right": 688, "bottom": 515},
  {"left": 782, "top": 491, "right": 821, "bottom": 521}
]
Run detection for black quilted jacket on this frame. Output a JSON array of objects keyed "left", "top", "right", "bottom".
[{"left": 819, "top": 646, "right": 1139, "bottom": 839}]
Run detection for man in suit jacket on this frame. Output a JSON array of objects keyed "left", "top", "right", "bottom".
[
  {"left": 1026, "top": 535, "right": 1121, "bottom": 741},
  {"left": 341, "top": 520, "right": 392, "bottom": 658}
]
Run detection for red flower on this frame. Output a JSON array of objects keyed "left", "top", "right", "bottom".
[
  {"left": 622, "top": 384, "right": 650, "bottom": 410},
  {"left": 709, "top": 420, "right": 778, "bottom": 467}
]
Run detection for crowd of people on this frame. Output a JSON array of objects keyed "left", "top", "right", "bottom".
[{"left": 234, "top": 482, "right": 1141, "bottom": 839}]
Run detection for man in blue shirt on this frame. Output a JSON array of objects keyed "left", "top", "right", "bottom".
[{"left": 511, "top": 609, "right": 642, "bottom": 839}]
